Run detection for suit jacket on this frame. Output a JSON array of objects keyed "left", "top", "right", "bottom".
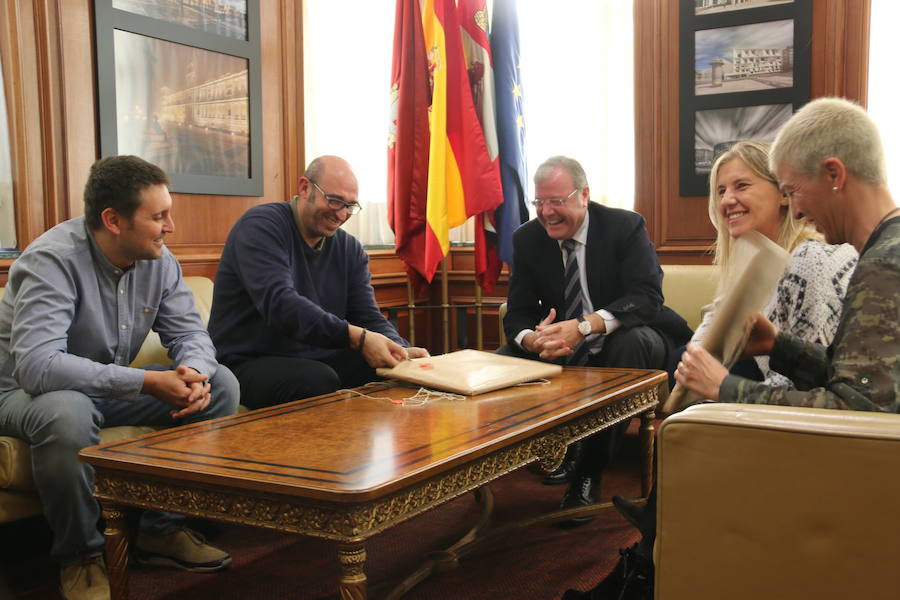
[{"left": 504, "top": 202, "right": 691, "bottom": 350}]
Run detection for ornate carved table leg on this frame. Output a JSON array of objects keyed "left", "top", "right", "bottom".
[
  {"left": 338, "top": 542, "right": 367, "bottom": 600},
  {"left": 639, "top": 408, "right": 656, "bottom": 497},
  {"left": 101, "top": 501, "right": 129, "bottom": 600}
]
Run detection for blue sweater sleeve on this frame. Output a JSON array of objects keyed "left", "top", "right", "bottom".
[
  {"left": 343, "top": 239, "right": 407, "bottom": 345},
  {"left": 222, "top": 209, "right": 351, "bottom": 348}
]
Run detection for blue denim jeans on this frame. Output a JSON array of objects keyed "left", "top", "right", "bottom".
[{"left": 0, "top": 364, "right": 239, "bottom": 565}]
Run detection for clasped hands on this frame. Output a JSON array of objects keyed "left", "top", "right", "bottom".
[
  {"left": 523, "top": 308, "right": 592, "bottom": 361},
  {"left": 674, "top": 312, "right": 779, "bottom": 400},
  {"left": 142, "top": 364, "right": 212, "bottom": 419}
]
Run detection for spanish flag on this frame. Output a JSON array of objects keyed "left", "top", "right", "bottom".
[{"left": 388, "top": 0, "right": 504, "bottom": 289}]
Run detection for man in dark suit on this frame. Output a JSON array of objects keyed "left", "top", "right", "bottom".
[{"left": 499, "top": 155, "right": 689, "bottom": 522}]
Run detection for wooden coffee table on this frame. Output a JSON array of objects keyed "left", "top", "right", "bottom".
[{"left": 80, "top": 367, "right": 666, "bottom": 599}]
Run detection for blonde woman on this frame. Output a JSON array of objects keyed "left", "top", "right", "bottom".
[{"left": 689, "top": 140, "right": 858, "bottom": 386}]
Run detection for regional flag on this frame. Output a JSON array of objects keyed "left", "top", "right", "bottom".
[
  {"left": 459, "top": 0, "right": 499, "bottom": 161},
  {"left": 420, "top": 0, "right": 503, "bottom": 285},
  {"left": 388, "top": 0, "right": 431, "bottom": 290},
  {"left": 459, "top": 0, "right": 504, "bottom": 293},
  {"left": 490, "top": 0, "right": 528, "bottom": 266}
]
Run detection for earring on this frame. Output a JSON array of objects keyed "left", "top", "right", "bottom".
[{"left": 832, "top": 186, "right": 839, "bottom": 191}]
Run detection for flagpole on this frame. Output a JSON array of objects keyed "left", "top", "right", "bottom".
[
  {"left": 475, "top": 282, "right": 483, "bottom": 350},
  {"left": 406, "top": 278, "right": 416, "bottom": 347},
  {"left": 441, "top": 259, "right": 450, "bottom": 354}
]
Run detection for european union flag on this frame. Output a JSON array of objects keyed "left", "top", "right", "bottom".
[{"left": 490, "top": 0, "right": 528, "bottom": 266}]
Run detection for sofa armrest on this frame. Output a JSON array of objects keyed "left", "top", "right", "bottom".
[
  {"left": 655, "top": 403, "right": 900, "bottom": 599},
  {"left": 1, "top": 426, "right": 157, "bottom": 491}
]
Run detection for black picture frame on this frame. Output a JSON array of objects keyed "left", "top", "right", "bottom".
[
  {"left": 94, "top": 0, "right": 263, "bottom": 196},
  {"left": 679, "top": 0, "right": 811, "bottom": 197}
]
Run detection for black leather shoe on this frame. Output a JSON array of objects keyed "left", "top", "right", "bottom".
[
  {"left": 612, "top": 495, "right": 644, "bottom": 530},
  {"left": 560, "top": 542, "right": 652, "bottom": 600},
  {"left": 542, "top": 441, "right": 584, "bottom": 485},
  {"left": 558, "top": 475, "right": 596, "bottom": 527}
]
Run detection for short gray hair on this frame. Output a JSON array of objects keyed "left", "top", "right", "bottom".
[
  {"left": 769, "top": 97, "right": 886, "bottom": 186},
  {"left": 534, "top": 156, "right": 588, "bottom": 190}
]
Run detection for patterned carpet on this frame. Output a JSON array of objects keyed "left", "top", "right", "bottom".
[{"left": 1, "top": 424, "right": 647, "bottom": 600}]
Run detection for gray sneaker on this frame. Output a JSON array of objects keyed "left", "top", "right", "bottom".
[
  {"left": 60, "top": 555, "right": 110, "bottom": 600},
  {"left": 135, "top": 528, "right": 232, "bottom": 572}
]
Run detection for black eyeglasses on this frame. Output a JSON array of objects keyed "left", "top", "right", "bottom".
[
  {"left": 310, "top": 181, "right": 362, "bottom": 215},
  {"left": 530, "top": 188, "right": 579, "bottom": 209}
]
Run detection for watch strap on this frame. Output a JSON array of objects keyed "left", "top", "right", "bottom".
[{"left": 576, "top": 315, "right": 592, "bottom": 336}]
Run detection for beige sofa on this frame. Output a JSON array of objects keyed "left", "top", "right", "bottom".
[
  {"left": 655, "top": 403, "right": 900, "bottom": 600},
  {"left": 0, "top": 276, "right": 215, "bottom": 524}
]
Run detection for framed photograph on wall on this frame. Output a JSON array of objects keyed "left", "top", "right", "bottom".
[
  {"left": 694, "top": 19, "right": 795, "bottom": 96},
  {"left": 695, "top": 0, "right": 794, "bottom": 17},
  {"left": 694, "top": 103, "right": 793, "bottom": 174},
  {"left": 111, "top": 0, "right": 249, "bottom": 40},
  {"left": 680, "top": 0, "right": 811, "bottom": 197},
  {"left": 95, "top": 0, "right": 263, "bottom": 196}
]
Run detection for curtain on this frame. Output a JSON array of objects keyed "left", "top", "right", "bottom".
[
  {"left": 868, "top": 0, "right": 900, "bottom": 186},
  {"left": 303, "top": 0, "right": 635, "bottom": 246},
  {"left": 518, "top": 0, "right": 634, "bottom": 211}
]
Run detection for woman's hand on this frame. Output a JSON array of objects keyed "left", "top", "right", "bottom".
[{"left": 674, "top": 343, "right": 729, "bottom": 401}]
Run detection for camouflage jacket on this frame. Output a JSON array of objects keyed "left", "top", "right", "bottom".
[{"left": 719, "top": 217, "right": 900, "bottom": 412}]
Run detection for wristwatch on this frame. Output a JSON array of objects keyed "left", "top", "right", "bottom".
[{"left": 576, "top": 315, "right": 592, "bottom": 336}]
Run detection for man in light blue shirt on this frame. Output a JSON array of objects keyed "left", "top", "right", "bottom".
[{"left": 0, "top": 156, "right": 239, "bottom": 600}]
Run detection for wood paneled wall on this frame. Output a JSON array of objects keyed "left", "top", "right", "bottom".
[
  {"left": 0, "top": 0, "right": 304, "bottom": 282},
  {"left": 634, "top": 0, "right": 871, "bottom": 264}
]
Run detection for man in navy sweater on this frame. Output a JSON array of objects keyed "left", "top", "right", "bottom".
[{"left": 209, "top": 155, "right": 428, "bottom": 409}]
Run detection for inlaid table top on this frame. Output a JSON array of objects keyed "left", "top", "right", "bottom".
[
  {"left": 80, "top": 367, "right": 666, "bottom": 599},
  {"left": 80, "top": 367, "right": 665, "bottom": 505}
]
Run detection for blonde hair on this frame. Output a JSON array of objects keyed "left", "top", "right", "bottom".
[
  {"left": 769, "top": 97, "right": 886, "bottom": 186},
  {"left": 708, "top": 141, "right": 818, "bottom": 288}
]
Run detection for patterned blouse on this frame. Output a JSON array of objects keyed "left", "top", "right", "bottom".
[{"left": 693, "top": 239, "right": 859, "bottom": 389}]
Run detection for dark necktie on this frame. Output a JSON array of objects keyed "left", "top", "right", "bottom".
[
  {"left": 562, "top": 239, "right": 589, "bottom": 365},
  {"left": 562, "top": 239, "right": 583, "bottom": 321}
]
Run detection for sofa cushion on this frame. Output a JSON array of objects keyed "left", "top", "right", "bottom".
[
  {"left": 660, "top": 264, "right": 718, "bottom": 332},
  {"left": 130, "top": 276, "right": 214, "bottom": 368}
]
